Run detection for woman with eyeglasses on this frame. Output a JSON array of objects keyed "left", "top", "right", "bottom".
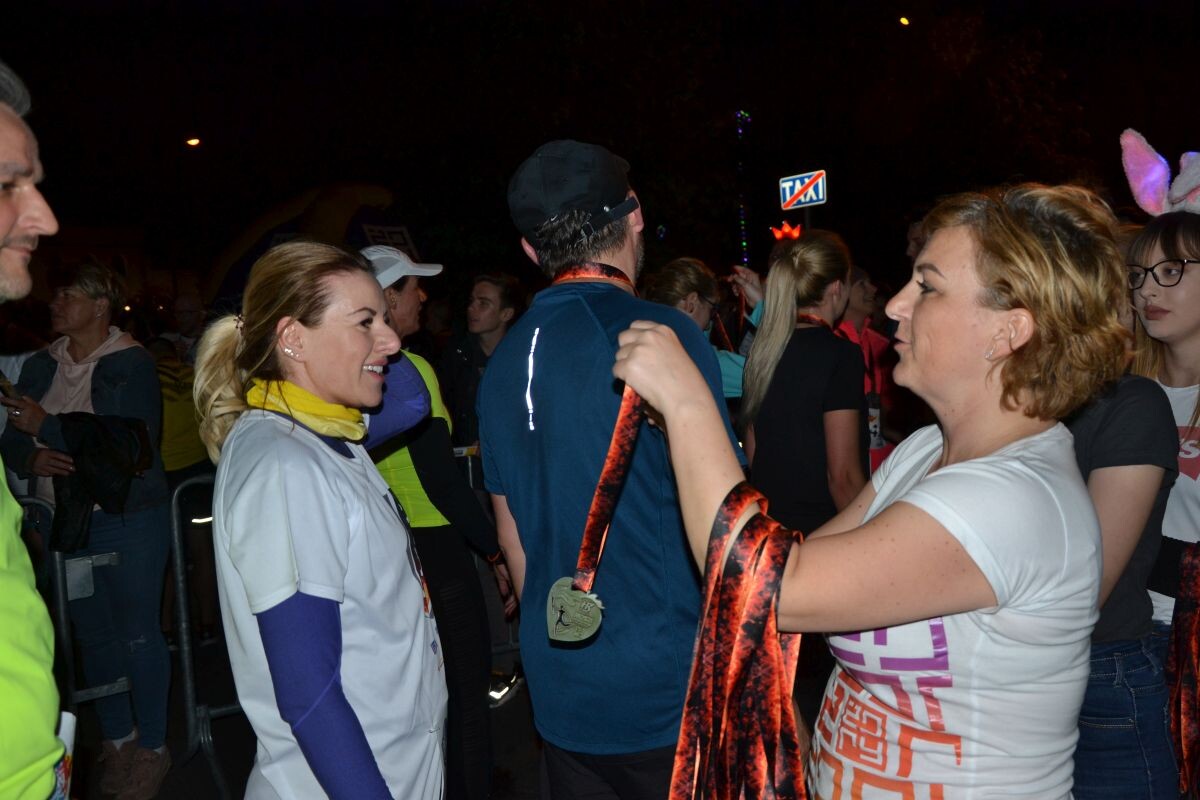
[
  {"left": 642, "top": 257, "right": 747, "bottom": 399},
  {"left": 1062, "top": 222, "right": 1180, "bottom": 799},
  {"left": 613, "top": 185, "right": 1128, "bottom": 797},
  {"left": 1127, "top": 211, "right": 1200, "bottom": 793}
]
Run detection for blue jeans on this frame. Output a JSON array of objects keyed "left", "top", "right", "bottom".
[
  {"left": 69, "top": 505, "right": 172, "bottom": 748},
  {"left": 1073, "top": 633, "right": 1179, "bottom": 799}
]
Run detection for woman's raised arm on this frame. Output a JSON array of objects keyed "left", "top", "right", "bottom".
[{"left": 614, "top": 321, "right": 747, "bottom": 568}]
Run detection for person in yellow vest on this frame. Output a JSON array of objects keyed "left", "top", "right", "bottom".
[
  {"left": 0, "top": 60, "right": 64, "bottom": 800},
  {"left": 148, "top": 320, "right": 219, "bottom": 645},
  {"left": 362, "top": 245, "right": 510, "bottom": 800}
]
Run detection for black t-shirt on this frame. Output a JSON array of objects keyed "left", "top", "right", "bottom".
[
  {"left": 1067, "top": 374, "right": 1179, "bottom": 642},
  {"left": 751, "top": 326, "right": 867, "bottom": 533}
]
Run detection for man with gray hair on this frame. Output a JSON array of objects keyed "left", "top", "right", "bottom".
[{"left": 0, "top": 59, "right": 64, "bottom": 800}]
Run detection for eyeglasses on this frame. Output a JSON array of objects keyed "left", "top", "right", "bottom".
[{"left": 1127, "top": 258, "right": 1200, "bottom": 290}]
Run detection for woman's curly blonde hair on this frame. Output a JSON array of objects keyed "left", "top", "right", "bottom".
[{"left": 921, "top": 184, "right": 1130, "bottom": 420}]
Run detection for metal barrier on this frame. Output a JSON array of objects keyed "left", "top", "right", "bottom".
[
  {"left": 19, "top": 497, "right": 132, "bottom": 711},
  {"left": 170, "top": 474, "right": 240, "bottom": 800}
]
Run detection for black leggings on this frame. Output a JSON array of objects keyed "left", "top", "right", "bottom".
[{"left": 412, "top": 525, "right": 493, "bottom": 800}]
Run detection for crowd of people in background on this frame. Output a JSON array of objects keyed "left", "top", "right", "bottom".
[{"left": 2, "top": 50, "right": 1200, "bottom": 800}]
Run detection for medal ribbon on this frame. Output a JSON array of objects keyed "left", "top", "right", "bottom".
[
  {"left": 553, "top": 261, "right": 636, "bottom": 293},
  {"left": 711, "top": 303, "right": 736, "bottom": 352},
  {"left": 552, "top": 262, "right": 643, "bottom": 594},
  {"left": 796, "top": 312, "right": 830, "bottom": 329},
  {"left": 670, "top": 482, "right": 808, "bottom": 800},
  {"left": 1170, "top": 542, "right": 1200, "bottom": 795}
]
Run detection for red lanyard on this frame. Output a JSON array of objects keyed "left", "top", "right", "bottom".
[
  {"left": 544, "top": 262, "right": 646, "bottom": 645},
  {"left": 552, "top": 260, "right": 643, "bottom": 594},
  {"left": 553, "top": 261, "right": 636, "bottom": 294},
  {"left": 571, "top": 384, "right": 643, "bottom": 594},
  {"left": 796, "top": 313, "right": 829, "bottom": 329}
]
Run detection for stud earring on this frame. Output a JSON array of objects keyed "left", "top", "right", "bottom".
[{"left": 282, "top": 346, "right": 299, "bottom": 359}]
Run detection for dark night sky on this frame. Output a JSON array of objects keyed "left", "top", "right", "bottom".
[{"left": 5, "top": 0, "right": 1200, "bottom": 294}]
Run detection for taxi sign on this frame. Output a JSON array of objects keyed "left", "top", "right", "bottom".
[{"left": 779, "top": 170, "right": 827, "bottom": 210}]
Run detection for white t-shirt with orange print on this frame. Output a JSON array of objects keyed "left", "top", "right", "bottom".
[
  {"left": 807, "top": 424, "right": 1100, "bottom": 799},
  {"left": 1150, "top": 383, "right": 1200, "bottom": 624}
]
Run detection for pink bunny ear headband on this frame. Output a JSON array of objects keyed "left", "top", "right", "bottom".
[{"left": 1121, "top": 128, "right": 1200, "bottom": 216}]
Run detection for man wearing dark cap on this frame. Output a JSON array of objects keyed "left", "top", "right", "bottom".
[
  {"left": 0, "top": 60, "right": 64, "bottom": 800},
  {"left": 477, "top": 140, "right": 742, "bottom": 798}
]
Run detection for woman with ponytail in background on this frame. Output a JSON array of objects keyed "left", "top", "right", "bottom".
[{"left": 739, "top": 230, "right": 868, "bottom": 729}]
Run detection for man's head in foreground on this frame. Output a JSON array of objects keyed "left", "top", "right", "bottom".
[{"left": 0, "top": 61, "right": 58, "bottom": 301}]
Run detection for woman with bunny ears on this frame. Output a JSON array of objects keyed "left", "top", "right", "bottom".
[{"left": 1122, "top": 128, "right": 1200, "bottom": 796}]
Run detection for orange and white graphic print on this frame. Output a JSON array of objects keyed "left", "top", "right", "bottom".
[{"left": 808, "top": 620, "right": 963, "bottom": 800}]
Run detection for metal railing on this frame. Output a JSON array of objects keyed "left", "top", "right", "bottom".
[{"left": 169, "top": 474, "right": 240, "bottom": 800}]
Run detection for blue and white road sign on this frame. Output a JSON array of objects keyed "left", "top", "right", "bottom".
[{"left": 779, "top": 170, "right": 828, "bottom": 210}]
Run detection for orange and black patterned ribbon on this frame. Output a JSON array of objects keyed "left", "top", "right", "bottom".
[
  {"left": 711, "top": 305, "right": 736, "bottom": 353},
  {"left": 554, "top": 261, "right": 636, "bottom": 294},
  {"left": 572, "top": 384, "right": 643, "bottom": 592},
  {"left": 1170, "top": 542, "right": 1200, "bottom": 796},
  {"left": 671, "top": 481, "right": 807, "bottom": 799},
  {"left": 551, "top": 261, "right": 641, "bottom": 594}
]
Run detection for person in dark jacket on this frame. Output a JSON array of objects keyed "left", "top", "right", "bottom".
[
  {"left": 363, "top": 246, "right": 509, "bottom": 800},
  {"left": 439, "top": 273, "right": 521, "bottom": 448},
  {"left": 0, "top": 262, "right": 171, "bottom": 800}
]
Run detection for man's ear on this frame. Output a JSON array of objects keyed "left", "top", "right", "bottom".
[
  {"left": 500, "top": 306, "right": 515, "bottom": 324},
  {"left": 520, "top": 238, "right": 540, "bottom": 265},
  {"left": 682, "top": 291, "right": 700, "bottom": 314},
  {"left": 627, "top": 191, "right": 645, "bottom": 234},
  {"left": 383, "top": 286, "right": 399, "bottom": 310},
  {"left": 95, "top": 297, "right": 110, "bottom": 320}
]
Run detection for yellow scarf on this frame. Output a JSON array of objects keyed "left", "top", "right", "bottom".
[{"left": 246, "top": 378, "right": 365, "bottom": 442}]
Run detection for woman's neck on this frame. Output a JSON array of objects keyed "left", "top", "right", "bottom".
[
  {"left": 934, "top": 394, "right": 1054, "bottom": 470},
  {"left": 1160, "top": 338, "right": 1200, "bottom": 388},
  {"left": 795, "top": 304, "right": 832, "bottom": 328},
  {"left": 66, "top": 325, "right": 110, "bottom": 361}
]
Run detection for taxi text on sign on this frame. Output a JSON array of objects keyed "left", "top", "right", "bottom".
[{"left": 779, "top": 170, "right": 828, "bottom": 210}]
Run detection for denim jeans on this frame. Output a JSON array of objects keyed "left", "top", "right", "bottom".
[
  {"left": 1073, "top": 632, "right": 1179, "bottom": 799},
  {"left": 68, "top": 505, "right": 172, "bottom": 748}
]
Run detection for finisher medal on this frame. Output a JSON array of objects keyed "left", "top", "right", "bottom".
[{"left": 546, "top": 577, "right": 604, "bottom": 643}]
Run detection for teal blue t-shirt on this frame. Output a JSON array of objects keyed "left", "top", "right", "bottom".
[{"left": 479, "top": 282, "right": 743, "bottom": 754}]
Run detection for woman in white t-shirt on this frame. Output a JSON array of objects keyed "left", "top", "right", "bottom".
[
  {"left": 193, "top": 241, "right": 447, "bottom": 800},
  {"left": 612, "top": 184, "right": 1129, "bottom": 798},
  {"left": 1128, "top": 210, "right": 1200, "bottom": 791}
]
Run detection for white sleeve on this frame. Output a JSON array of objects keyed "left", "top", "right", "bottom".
[
  {"left": 899, "top": 459, "right": 1070, "bottom": 608},
  {"left": 223, "top": 434, "right": 352, "bottom": 613}
]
